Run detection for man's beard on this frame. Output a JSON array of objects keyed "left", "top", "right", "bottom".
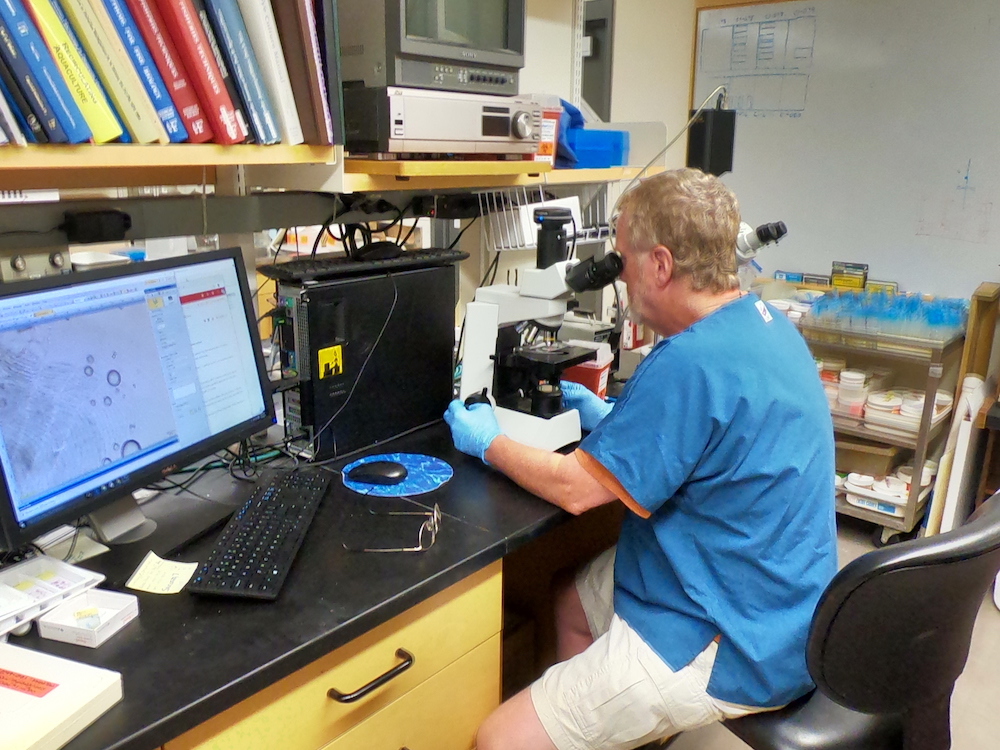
[{"left": 624, "top": 283, "right": 647, "bottom": 326}]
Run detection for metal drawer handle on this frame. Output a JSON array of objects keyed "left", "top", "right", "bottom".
[{"left": 327, "top": 648, "right": 414, "bottom": 703}]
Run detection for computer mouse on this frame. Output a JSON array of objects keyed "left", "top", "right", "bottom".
[
  {"left": 346, "top": 460, "right": 409, "bottom": 485},
  {"left": 356, "top": 241, "right": 404, "bottom": 261}
]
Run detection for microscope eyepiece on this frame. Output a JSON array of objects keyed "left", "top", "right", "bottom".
[{"left": 565, "top": 253, "right": 623, "bottom": 293}]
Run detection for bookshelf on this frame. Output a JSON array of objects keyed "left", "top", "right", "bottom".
[{"left": 0, "top": 148, "right": 651, "bottom": 193}]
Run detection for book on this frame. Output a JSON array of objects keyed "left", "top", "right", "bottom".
[
  {"left": 314, "top": 0, "right": 344, "bottom": 145},
  {"left": 0, "top": 0, "right": 88, "bottom": 142},
  {"left": 0, "top": 642, "right": 122, "bottom": 750},
  {"left": 235, "top": 0, "right": 301, "bottom": 144},
  {"left": 0, "top": 55, "right": 46, "bottom": 141},
  {"left": 59, "top": 0, "right": 169, "bottom": 143},
  {"left": 152, "top": 0, "right": 244, "bottom": 144},
  {"left": 48, "top": 0, "right": 131, "bottom": 142},
  {"left": 271, "top": 0, "right": 333, "bottom": 145},
  {"left": 100, "top": 0, "right": 187, "bottom": 141},
  {"left": 123, "top": 0, "right": 212, "bottom": 142},
  {"left": 204, "top": 0, "right": 278, "bottom": 144},
  {"left": 0, "top": 65, "right": 28, "bottom": 143},
  {"left": 24, "top": 0, "right": 122, "bottom": 142},
  {"left": 187, "top": 0, "right": 252, "bottom": 143}
]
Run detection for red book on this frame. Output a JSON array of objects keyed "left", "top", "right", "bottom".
[
  {"left": 151, "top": 0, "right": 246, "bottom": 144},
  {"left": 125, "top": 0, "right": 213, "bottom": 143}
]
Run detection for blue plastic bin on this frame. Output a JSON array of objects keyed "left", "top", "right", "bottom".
[{"left": 565, "top": 129, "right": 630, "bottom": 169}]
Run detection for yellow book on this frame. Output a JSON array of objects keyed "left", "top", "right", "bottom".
[
  {"left": 24, "top": 0, "right": 122, "bottom": 143},
  {"left": 59, "top": 0, "right": 168, "bottom": 144}
]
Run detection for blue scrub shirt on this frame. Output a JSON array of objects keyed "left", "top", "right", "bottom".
[{"left": 578, "top": 294, "right": 837, "bottom": 707}]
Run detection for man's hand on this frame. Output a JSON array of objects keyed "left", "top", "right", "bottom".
[
  {"left": 560, "top": 380, "right": 612, "bottom": 431},
  {"left": 444, "top": 399, "right": 502, "bottom": 463}
]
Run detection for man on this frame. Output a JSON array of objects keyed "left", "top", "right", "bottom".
[{"left": 444, "top": 168, "right": 837, "bottom": 750}]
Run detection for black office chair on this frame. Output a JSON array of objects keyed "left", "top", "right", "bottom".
[{"left": 724, "top": 493, "right": 1000, "bottom": 750}]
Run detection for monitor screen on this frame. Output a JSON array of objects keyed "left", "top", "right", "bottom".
[
  {"left": 406, "top": 0, "right": 511, "bottom": 53},
  {"left": 0, "top": 248, "right": 273, "bottom": 550}
]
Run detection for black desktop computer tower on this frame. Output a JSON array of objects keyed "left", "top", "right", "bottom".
[{"left": 277, "top": 266, "right": 456, "bottom": 460}]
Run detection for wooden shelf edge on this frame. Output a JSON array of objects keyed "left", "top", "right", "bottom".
[
  {"left": 343, "top": 158, "right": 551, "bottom": 177},
  {"left": 0, "top": 144, "right": 341, "bottom": 170}
]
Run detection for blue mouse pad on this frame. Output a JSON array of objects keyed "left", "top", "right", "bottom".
[{"left": 341, "top": 453, "right": 453, "bottom": 497}]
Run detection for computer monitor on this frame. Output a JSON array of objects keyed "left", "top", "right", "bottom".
[{"left": 0, "top": 248, "right": 274, "bottom": 552}]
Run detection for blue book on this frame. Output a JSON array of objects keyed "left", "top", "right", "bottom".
[
  {"left": 50, "top": 0, "right": 130, "bottom": 142},
  {"left": 0, "top": 53, "right": 42, "bottom": 141},
  {"left": 204, "top": 0, "right": 279, "bottom": 144},
  {"left": 0, "top": 9, "right": 68, "bottom": 142},
  {"left": 0, "top": 0, "right": 89, "bottom": 142},
  {"left": 100, "top": 0, "right": 186, "bottom": 142}
]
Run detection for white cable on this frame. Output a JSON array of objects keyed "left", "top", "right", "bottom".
[{"left": 609, "top": 85, "right": 729, "bottom": 245}]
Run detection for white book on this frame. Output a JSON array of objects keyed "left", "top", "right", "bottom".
[
  {"left": 0, "top": 643, "right": 122, "bottom": 750},
  {"left": 235, "top": 0, "right": 304, "bottom": 144}
]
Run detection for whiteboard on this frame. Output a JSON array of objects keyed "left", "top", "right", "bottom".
[{"left": 694, "top": 0, "right": 1000, "bottom": 298}]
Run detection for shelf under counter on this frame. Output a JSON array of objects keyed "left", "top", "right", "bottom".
[
  {"left": 800, "top": 323, "right": 965, "bottom": 363},
  {"left": 835, "top": 494, "right": 922, "bottom": 533},
  {"left": 831, "top": 413, "right": 950, "bottom": 451}
]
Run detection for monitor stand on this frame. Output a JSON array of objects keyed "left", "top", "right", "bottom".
[{"left": 87, "top": 494, "right": 158, "bottom": 545}]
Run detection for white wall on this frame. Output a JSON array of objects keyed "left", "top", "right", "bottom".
[
  {"left": 519, "top": 0, "right": 576, "bottom": 98},
  {"left": 609, "top": 0, "right": 696, "bottom": 169}
]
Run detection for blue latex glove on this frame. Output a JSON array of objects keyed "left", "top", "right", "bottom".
[
  {"left": 444, "top": 399, "right": 502, "bottom": 463},
  {"left": 560, "top": 380, "right": 612, "bottom": 432}
]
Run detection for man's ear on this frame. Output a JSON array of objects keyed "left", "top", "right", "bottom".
[{"left": 648, "top": 245, "right": 674, "bottom": 288}]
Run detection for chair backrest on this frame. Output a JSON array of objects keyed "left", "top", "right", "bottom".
[{"left": 807, "top": 493, "right": 1000, "bottom": 715}]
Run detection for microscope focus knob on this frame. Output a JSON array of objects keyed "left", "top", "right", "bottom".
[
  {"left": 464, "top": 388, "right": 491, "bottom": 408},
  {"left": 511, "top": 111, "right": 533, "bottom": 140}
]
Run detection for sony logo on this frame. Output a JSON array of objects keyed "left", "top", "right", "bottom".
[{"left": 461, "top": 51, "right": 477, "bottom": 59}]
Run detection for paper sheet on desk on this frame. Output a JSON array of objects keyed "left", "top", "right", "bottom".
[{"left": 126, "top": 552, "right": 197, "bottom": 594}]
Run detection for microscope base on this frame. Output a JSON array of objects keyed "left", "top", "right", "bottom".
[{"left": 495, "top": 406, "right": 582, "bottom": 451}]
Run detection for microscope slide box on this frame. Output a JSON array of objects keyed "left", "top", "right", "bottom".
[{"left": 38, "top": 590, "right": 139, "bottom": 648}]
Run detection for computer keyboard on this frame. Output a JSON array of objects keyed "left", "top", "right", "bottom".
[
  {"left": 258, "top": 248, "right": 469, "bottom": 283},
  {"left": 187, "top": 469, "right": 332, "bottom": 601}
]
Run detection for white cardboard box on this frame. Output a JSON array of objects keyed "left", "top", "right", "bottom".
[
  {"left": 38, "top": 590, "right": 138, "bottom": 649},
  {"left": 0, "top": 642, "right": 122, "bottom": 750}
]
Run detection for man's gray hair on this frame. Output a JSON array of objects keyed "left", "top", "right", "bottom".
[{"left": 617, "top": 168, "right": 741, "bottom": 293}]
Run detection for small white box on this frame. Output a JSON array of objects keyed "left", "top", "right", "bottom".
[{"left": 38, "top": 590, "right": 138, "bottom": 648}]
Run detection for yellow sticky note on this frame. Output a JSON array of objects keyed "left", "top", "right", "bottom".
[{"left": 125, "top": 551, "right": 198, "bottom": 595}]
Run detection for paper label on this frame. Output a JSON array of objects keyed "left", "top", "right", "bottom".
[
  {"left": 0, "top": 668, "right": 58, "bottom": 697},
  {"left": 317, "top": 345, "right": 344, "bottom": 379},
  {"left": 126, "top": 551, "right": 197, "bottom": 595},
  {"left": 755, "top": 300, "right": 774, "bottom": 323}
]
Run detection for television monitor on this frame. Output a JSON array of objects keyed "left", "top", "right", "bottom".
[
  {"left": 338, "top": 0, "right": 526, "bottom": 96},
  {"left": 0, "top": 248, "right": 274, "bottom": 552}
]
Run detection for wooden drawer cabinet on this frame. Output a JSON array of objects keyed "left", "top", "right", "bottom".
[
  {"left": 322, "top": 634, "right": 500, "bottom": 750},
  {"left": 166, "top": 561, "right": 501, "bottom": 750}
]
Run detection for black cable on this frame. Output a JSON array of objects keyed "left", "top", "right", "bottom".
[
  {"left": 569, "top": 215, "right": 578, "bottom": 261},
  {"left": 271, "top": 228, "right": 289, "bottom": 265},
  {"left": 398, "top": 216, "right": 420, "bottom": 248},
  {"left": 310, "top": 213, "right": 337, "bottom": 259},
  {"left": 447, "top": 216, "right": 480, "bottom": 250}
]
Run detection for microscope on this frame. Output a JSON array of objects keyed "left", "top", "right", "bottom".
[{"left": 460, "top": 208, "right": 623, "bottom": 451}]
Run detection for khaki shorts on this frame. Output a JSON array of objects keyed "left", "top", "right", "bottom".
[{"left": 530, "top": 547, "right": 755, "bottom": 750}]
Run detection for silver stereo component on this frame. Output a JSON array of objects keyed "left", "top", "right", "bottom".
[{"left": 344, "top": 86, "right": 542, "bottom": 157}]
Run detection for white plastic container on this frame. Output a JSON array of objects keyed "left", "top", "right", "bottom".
[
  {"left": 38, "top": 590, "right": 138, "bottom": 648},
  {"left": 0, "top": 583, "right": 36, "bottom": 639},
  {"left": 0, "top": 556, "right": 105, "bottom": 636}
]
